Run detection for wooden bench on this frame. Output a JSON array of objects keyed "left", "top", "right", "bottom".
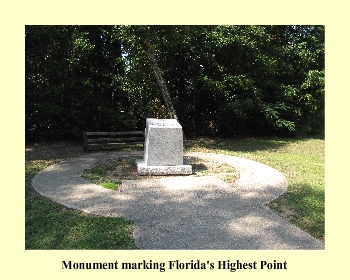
[{"left": 83, "top": 131, "right": 145, "bottom": 152}]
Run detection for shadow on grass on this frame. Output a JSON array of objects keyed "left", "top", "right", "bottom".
[
  {"left": 186, "top": 132, "right": 324, "bottom": 153},
  {"left": 25, "top": 141, "right": 143, "bottom": 162},
  {"left": 25, "top": 142, "right": 138, "bottom": 250},
  {"left": 268, "top": 183, "right": 325, "bottom": 242},
  {"left": 186, "top": 137, "right": 291, "bottom": 153},
  {"left": 25, "top": 142, "right": 85, "bottom": 161},
  {"left": 25, "top": 192, "right": 137, "bottom": 250},
  {"left": 25, "top": 136, "right": 324, "bottom": 248}
]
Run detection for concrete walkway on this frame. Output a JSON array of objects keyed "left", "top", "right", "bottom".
[{"left": 32, "top": 151, "right": 324, "bottom": 250}]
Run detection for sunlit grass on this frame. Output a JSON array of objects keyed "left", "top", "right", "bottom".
[
  {"left": 187, "top": 136, "right": 325, "bottom": 241},
  {"left": 25, "top": 136, "right": 325, "bottom": 249}
]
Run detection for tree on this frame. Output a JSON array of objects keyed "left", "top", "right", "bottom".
[
  {"left": 25, "top": 25, "right": 325, "bottom": 141},
  {"left": 25, "top": 25, "right": 137, "bottom": 141},
  {"left": 142, "top": 35, "right": 178, "bottom": 120}
]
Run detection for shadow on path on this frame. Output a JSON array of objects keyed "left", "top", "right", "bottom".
[{"left": 32, "top": 151, "right": 324, "bottom": 250}]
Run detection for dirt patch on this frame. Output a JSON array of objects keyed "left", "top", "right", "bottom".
[
  {"left": 186, "top": 156, "right": 240, "bottom": 184},
  {"left": 82, "top": 156, "right": 240, "bottom": 188}
]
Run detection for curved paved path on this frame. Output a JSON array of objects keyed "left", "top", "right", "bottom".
[{"left": 32, "top": 151, "right": 324, "bottom": 250}]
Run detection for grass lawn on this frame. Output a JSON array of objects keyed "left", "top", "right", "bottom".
[
  {"left": 25, "top": 135, "right": 324, "bottom": 249},
  {"left": 25, "top": 143, "right": 138, "bottom": 249},
  {"left": 186, "top": 134, "right": 325, "bottom": 242}
]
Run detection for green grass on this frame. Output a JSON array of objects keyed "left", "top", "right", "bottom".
[
  {"left": 25, "top": 144, "right": 137, "bottom": 249},
  {"left": 186, "top": 135, "right": 325, "bottom": 242},
  {"left": 26, "top": 192, "right": 135, "bottom": 249},
  {"left": 101, "top": 181, "right": 121, "bottom": 190},
  {"left": 82, "top": 159, "right": 122, "bottom": 190},
  {"left": 82, "top": 157, "right": 140, "bottom": 190},
  {"left": 25, "top": 136, "right": 324, "bottom": 249}
]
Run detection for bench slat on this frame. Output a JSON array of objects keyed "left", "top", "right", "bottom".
[
  {"left": 83, "top": 131, "right": 145, "bottom": 152},
  {"left": 87, "top": 142, "right": 144, "bottom": 146},
  {"left": 86, "top": 137, "right": 145, "bottom": 143},
  {"left": 85, "top": 131, "right": 144, "bottom": 136}
]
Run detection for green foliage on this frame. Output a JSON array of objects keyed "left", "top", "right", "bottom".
[
  {"left": 26, "top": 25, "right": 324, "bottom": 141},
  {"left": 261, "top": 103, "right": 296, "bottom": 131},
  {"left": 26, "top": 25, "right": 138, "bottom": 141}
]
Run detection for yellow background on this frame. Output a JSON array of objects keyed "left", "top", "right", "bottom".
[{"left": 1, "top": 1, "right": 348, "bottom": 279}]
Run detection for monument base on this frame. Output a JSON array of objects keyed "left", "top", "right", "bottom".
[{"left": 136, "top": 159, "right": 192, "bottom": 176}]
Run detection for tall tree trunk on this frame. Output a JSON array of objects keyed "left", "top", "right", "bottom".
[{"left": 142, "top": 38, "right": 178, "bottom": 120}]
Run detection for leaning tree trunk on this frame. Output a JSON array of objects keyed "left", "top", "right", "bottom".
[{"left": 142, "top": 38, "right": 178, "bottom": 121}]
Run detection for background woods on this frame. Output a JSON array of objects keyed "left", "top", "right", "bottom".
[{"left": 25, "top": 25, "right": 324, "bottom": 141}]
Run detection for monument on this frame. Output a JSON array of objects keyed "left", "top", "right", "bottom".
[{"left": 136, "top": 118, "right": 192, "bottom": 175}]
